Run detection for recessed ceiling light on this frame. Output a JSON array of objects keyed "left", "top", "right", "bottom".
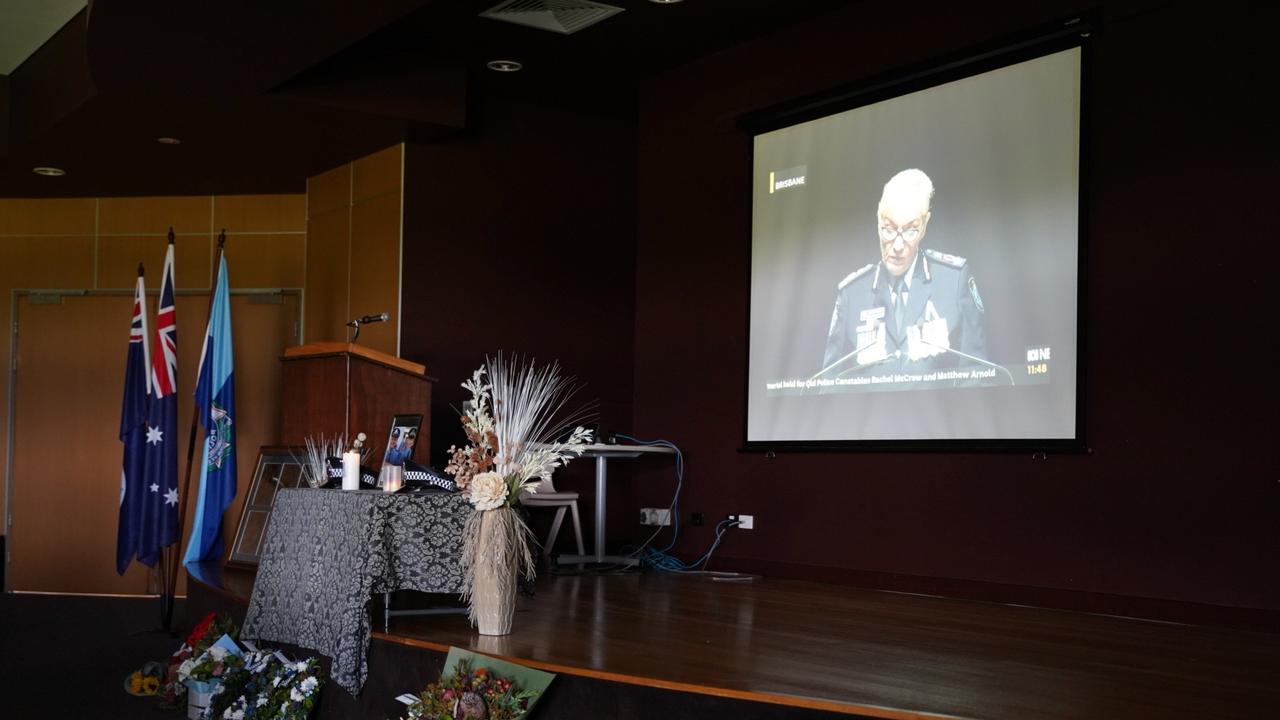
[
  {"left": 648, "top": 0, "right": 684, "bottom": 4},
  {"left": 486, "top": 59, "right": 523, "bottom": 73},
  {"left": 32, "top": 167, "right": 66, "bottom": 177},
  {"left": 157, "top": 137, "right": 181, "bottom": 145}
]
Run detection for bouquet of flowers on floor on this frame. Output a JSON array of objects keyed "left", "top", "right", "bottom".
[
  {"left": 206, "top": 649, "right": 326, "bottom": 720},
  {"left": 180, "top": 635, "right": 246, "bottom": 688},
  {"left": 124, "top": 661, "right": 166, "bottom": 696},
  {"left": 160, "top": 612, "right": 240, "bottom": 708},
  {"left": 444, "top": 356, "right": 594, "bottom": 635},
  {"left": 395, "top": 649, "right": 553, "bottom": 720}
]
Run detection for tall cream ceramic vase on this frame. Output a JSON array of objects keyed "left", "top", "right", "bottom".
[{"left": 472, "top": 508, "right": 517, "bottom": 636}]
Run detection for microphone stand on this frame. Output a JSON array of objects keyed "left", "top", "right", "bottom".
[
  {"left": 346, "top": 313, "right": 388, "bottom": 344},
  {"left": 916, "top": 336, "right": 1016, "bottom": 386},
  {"left": 810, "top": 331, "right": 890, "bottom": 382}
]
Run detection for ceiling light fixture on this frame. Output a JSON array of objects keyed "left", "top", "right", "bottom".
[
  {"left": 32, "top": 167, "right": 66, "bottom": 177},
  {"left": 486, "top": 59, "right": 523, "bottom": 73},
  {"left": 157, "top": 137, "right": 181, "bottom": 145},
  {"left": 648, "top": 0, "right": 684, "bottom": 4}
]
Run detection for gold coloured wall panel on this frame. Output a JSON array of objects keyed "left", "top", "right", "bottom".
[
  {"left": 308, "top": 164, "right": 351, "bottom": 217},
  {"left": 224, "top": 233, "right": 306, "bottom": 289},
  {"left": 8, "top": 292, "right": 299, "bottom": 595},
  {"left": 97, "top": 234, "right": 213, "bottom": 290},
  {"left": 98, "top": 196, "right": 213, "bottom": 236},
  {"left": 303, "top": 206, "right": 351, "bottom": 343},
  {"left": 349, "top": 192, "right": 400, "bottom": 356},
  {"left": 214, "top": 195, "right": 306, "bottom": 234},
  {"left": 0, "top": 194, "right": 305, "bottom": 590},
  {"left": 353, "top": 145, "right": 402, "bottom": 203},
  {"left": 303, "top": 144, "right": 402, "bottom": 351},
  {"left": 0, "top": 198, "right": 96, "bottom": 236}
]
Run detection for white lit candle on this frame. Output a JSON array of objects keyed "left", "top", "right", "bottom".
[
  {"left": 342, "top": 451, "right": 361, "bottom": 491},
  {"left": 382, "top": 464, "right": 403, "bottom": 493}
]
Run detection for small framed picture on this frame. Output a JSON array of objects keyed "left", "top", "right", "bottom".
[{"left": 383, "top": 414, "right": 423, "bottom": 468}]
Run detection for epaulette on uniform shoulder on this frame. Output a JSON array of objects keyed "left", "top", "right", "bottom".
[
  {"left": 838, "top": 263, "right": 874, "bottom": 290},
  {"left": 924, "top": 248, "right": 967, "bottom": 267}
]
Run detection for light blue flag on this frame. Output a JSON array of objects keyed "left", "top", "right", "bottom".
[{"left": 184, "top": 255, "right": 236, "bottom": 566}]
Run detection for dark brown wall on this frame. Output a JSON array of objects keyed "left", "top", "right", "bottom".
[
  {"left": 629, "top": 0, "right": 1280, "bottom": 621},
  {"left": 399, "top": 97, "right": 637, "bottom": 471},
  {"left": 393, "top": 1, "right": 1279, "bottom": 623},
  {"left": 1, "top": 74, "right": 9, "bottom": 157}
]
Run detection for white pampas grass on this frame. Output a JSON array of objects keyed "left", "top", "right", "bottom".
[
  {"left": 487, "top": 353, "right": 595, "bottom": 493},
  {"left": 298, "top": 434, "right": 344, "bottom": 488}
]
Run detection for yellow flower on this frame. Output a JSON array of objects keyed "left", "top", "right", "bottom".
[
  {"left": 142, "top": 676, "right": 161, "bottom": 695},
  {"left": 129, "top": 672, "right": 143, "bottom": 693}
]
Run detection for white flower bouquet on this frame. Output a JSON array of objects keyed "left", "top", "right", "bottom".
[{"left": 446, "top": 355, "right": 594, "bottom": 634}]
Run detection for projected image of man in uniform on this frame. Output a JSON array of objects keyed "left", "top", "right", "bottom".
[{"left": 819, "top": 168, "right": 989, "bottom": 383}]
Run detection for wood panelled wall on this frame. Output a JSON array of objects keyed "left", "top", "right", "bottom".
[
  {"left": 0, "top": 142, "right": 404, "bottom": 593},
  {"left": 0, "top": 193, "right": 305, "bottom": 586},
  {"left": 304, "top": 144, "right": 402, "bottom": 357}
]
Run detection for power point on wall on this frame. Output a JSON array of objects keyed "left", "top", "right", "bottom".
[
  {"left": 727, "top": 514, "right": 754, "bottom": 530},
  {"left": 639, "top": 508, "right": 672, "bottom": 526}
]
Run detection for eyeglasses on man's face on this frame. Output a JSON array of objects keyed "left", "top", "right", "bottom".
[{"left": 878, "top": 221, "right": 923, "bottom": 244}]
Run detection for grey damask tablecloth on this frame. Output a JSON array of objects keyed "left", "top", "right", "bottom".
[{"left": 241, "top": 488, "right": 469, "bottom": 695}]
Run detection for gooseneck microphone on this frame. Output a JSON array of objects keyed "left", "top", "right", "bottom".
[
  {"left": 346, "top": 312, "right": 390, "bottom": 327},
  {"left": 346, "top": 312, "right": 390, "bottom": 342}
]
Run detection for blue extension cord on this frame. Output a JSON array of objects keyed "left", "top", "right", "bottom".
[{"left": 614, "top": 433, "right": 740, "bottom": 572}]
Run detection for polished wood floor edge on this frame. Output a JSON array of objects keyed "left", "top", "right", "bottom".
[
  {"left": 716, "top": 556, "right": 1280, "bottom": 632},
  {"left": 372, "top": 631, "right": 963, "bottom": 720},
  {"left": 8, "top": 590, "right": 189, "bottom": 599},
  {"left": 187, "top": 570, "right": 251, "bottom": 606},
  {"left": 191, "top": 570, "right": 951, "bottom": 717}
]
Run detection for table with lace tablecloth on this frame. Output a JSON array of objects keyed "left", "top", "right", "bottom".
[{"left": 241, "top": 488, "right": 468, "bottom": 694}]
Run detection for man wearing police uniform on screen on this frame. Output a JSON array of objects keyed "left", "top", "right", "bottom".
[{"left": 820, "top": 168, "right": 988, "bottom": 385}]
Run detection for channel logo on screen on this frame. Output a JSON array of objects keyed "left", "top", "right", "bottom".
[{"left": 768, "top": 165, "right": 807, "bottom": 194}]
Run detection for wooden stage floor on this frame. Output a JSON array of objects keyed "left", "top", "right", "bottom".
[{"left": 213, "top": 566, "right": 1280, "bottom": 719}]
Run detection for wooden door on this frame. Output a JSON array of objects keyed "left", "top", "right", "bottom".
[{"left": 7, "top": 291, "right": 298, "bottom": 594}]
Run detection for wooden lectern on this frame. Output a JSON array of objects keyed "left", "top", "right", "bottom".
[{"left": 279, "top": 342, "right": 433, "bottom": 463}]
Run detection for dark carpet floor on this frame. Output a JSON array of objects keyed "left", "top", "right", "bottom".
[{"left": 0, "top": 592, "right": 192, "bottom": 719}]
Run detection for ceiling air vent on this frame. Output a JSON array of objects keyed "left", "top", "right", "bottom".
[{"left": 480, "top": 0, "right": 624, "bottom": 35}]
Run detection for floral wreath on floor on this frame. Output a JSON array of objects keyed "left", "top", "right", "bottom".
[
  {"left": 159, "top": 612, "right": 240, "bottom": 708},
  {"left": 180, "top": 641, "right": 246, "bottom": 688},
  {"left": 400, "top": 657, "right": 540, "bottom": 720},
  {"left": 205, "top": 650, "right": 325, "bottom": 720}
]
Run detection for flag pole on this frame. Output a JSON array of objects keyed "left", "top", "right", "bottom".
[{"left": 164, "top": 228, "right": 227, "bottom": 632}]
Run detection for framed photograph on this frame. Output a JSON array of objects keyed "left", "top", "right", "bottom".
[
  {"left": 382, "top": 413, "right": 423, "bottom": 468},
  {"left": 229, "top": 446, "right": 306, "bottom": 567}
]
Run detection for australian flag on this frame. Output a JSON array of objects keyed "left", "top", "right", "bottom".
[
  {"left": 116, "top": 270, "right": 151, "bottom": 574},
  {"left": 184, "top": 254, "right": 236, "bottom": 566},
  {"left": 139, "top": 242, "right": 181, "bottom": 566}
]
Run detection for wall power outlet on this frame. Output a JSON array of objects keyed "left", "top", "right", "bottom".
[
  {"left": 640, "top": 508, "right": 672, "bottom": 526},
  {"left": 727, "top": 513, "right": 754, "bottom": 530}
]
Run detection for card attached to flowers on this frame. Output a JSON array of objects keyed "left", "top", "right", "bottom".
[
  {"left": 397, "top": 647, "right": 554, "bottom": 720},
  {"left": 180, "top": 634, "right": 246, "bottom": 694}
]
